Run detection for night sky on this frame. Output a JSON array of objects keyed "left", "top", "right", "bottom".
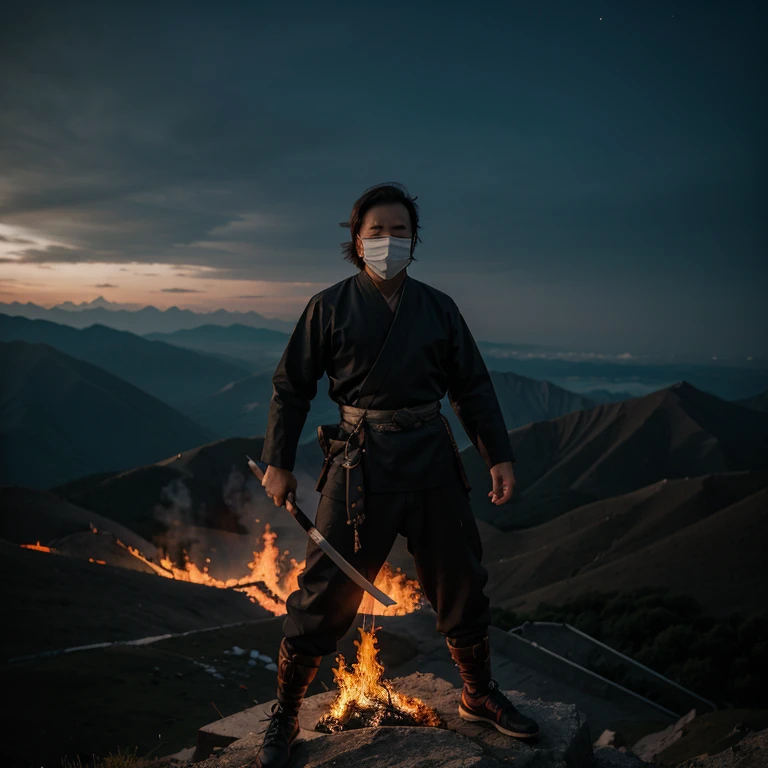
[{"left": 0, "top": 1, "right": 764, "bottom": 358}]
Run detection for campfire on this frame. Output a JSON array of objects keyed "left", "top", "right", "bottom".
[
  {"left": 316, "top": 625, "right": 442, "bottom": 733},
  {"left": 20, "top": 524, "right": 423, "bottom": 618}
]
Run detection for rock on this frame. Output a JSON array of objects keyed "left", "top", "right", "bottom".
[
  {"left": 673, "top": 727, "right": 768, "bottom": 768},
  {"left": 594, "top": 730, "right": 617, "bottom": 748},
  {"left": 632, "top": 709, "right": 696, "bottom": 763},
  {"left": 593, "top": 746, "right": 648, "bottom": 768},
  {"left": 194, "top": 672, "right": 594, "bottom": 767},
  {"left": 205, "top": 727, "right": 500, "bottom": 767}
]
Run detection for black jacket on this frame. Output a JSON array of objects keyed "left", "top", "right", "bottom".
[{"left": 260, "top": 269, "right": 514, "bottom": 497}]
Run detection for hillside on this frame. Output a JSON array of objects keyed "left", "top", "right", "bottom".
[
  {"left": 183, "top": 370, "right": 340, "bottom": 442},
  {"left": 736, "top": 388, "right": 768, "bottom": 412},
  {"left": 0, "top": 540, "right": 269, "bottom": 661},
  {"left": 482, "top": 470, "right": 768, "bottom": 616},
  {"left": 506, "top": 482, "right": 767, "bottom": 618},
  {"left": 0, "top": 485, "right": 160, "bottom": 571},
  {"left": 144, "top": 323, "right": 290, "bottom": 368},
  {"left": 445, "top": 371, "right": 598, "bottom": 450},
  {"left": 0, "top": 314, "right": 252, "bottom": 407},
  {"left": 51, "top": 436, "right": 322, "bottom": 548},
  {"left": 462, "top": 380, "right": 768, "bottom": 529},
  {"left": 0, "top": 341, "right": 214, "bottom": 489}
]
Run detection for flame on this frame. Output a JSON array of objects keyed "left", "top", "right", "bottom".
[
  {"left": 115, "top": 525, "right": 422, "bottom": 617},
  {"left": 366, "top": 563, "right": 422, "bottom": 617},
  {"left": 111, "top": 524, "right": 302, "bottom": 615},
  {"left": 236, "top": 524, "right": 303, "bottom": 614},
  {"left": 20, "top": 541, "right": 53, "bottom": 553},
  {"left": 317, "top": 626, "right": 441, "bottom": 731},
  {"left": 20, "top": 525, "right": 423, "bottom": 618}
]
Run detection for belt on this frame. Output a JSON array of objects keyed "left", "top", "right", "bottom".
[
  {"left": 324, "top": 400, "right": 456, "bottom": 552},
  {"left": 334, "top": 400, "right": 442, "bottom": 553},
  {"left": 339, "top": 400, "right": 442, "bottom": 432}
]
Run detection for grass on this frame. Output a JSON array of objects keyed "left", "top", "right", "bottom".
[{"left": 61, "top": 747, "right": 147, "bottom": 767}]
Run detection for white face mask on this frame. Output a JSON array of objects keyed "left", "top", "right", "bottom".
[{"left": 359, "top": 235, "right": 412, "bottom": 280}]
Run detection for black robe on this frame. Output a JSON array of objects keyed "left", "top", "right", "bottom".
[{"left": 260, "top": 268, "right": 514, "bottom": 499}]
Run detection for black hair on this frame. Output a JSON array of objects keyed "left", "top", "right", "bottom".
[{"left": 339, "top": 181, "right": 422, "bottom": 270}]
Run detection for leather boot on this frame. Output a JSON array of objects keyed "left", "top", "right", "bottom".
[
  {"left": 446, "top": 635, "right": 539, "bottom": 739},
  {"left": 256, "top": 638, "right": 322, "bottom": 768}
]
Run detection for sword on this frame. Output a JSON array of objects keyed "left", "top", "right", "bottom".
[{"left": 245, "top": 455, "right": 396, "bottom": 608}]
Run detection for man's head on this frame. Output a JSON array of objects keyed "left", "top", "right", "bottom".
[{"left": 340, "top": 182, "right": 421, "bottom": 270}]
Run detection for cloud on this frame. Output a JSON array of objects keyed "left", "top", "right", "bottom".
[
  {"left": 0, "top": 4, "right": 361, "bottom": 286},
  {"left": 93, "top": 283, "right": 118, "bottom": 288},
  {"left": 3, "top": 245, "right": 121, "bottom": 264},
  {"left": 233, "top": 294, "right": 266, "bottom": 299},
  {"left": 0, "top": 234, "right": 34, "bottom": 244},
  {"left": 159, "top": 287, "right": 205, "bottom": 293}
]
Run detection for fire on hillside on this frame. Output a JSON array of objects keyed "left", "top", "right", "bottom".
[
  {"left": 20, "top": 525, "right": 442, "bottom": 736},
  {"left": 19, "top": 524, "right": 423, "bottom": 617}
]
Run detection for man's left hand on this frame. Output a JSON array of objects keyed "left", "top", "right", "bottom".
[{"left": 488, "top": 461, "right": 515, "bottom": 505}]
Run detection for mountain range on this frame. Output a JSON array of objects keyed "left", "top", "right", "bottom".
[
  {"left": 0, "top": 341, "right": 214, "bottom": 489},
  {"left": 3, "top": 300, "right": 766, "bottom": 401},
  {"left": 0, "top": 314, "right": 608, "bottom": 481},
  {"left": 0, "top": 298, "right": 295, "bottom": 335},
  {"left": 462, "top": 380, "right": 768, "bottom": 529},
  {"left": 2, "top": 313, "right": 767, "bottom": 499},
  {"left": 0, "top": 314, "right": 253, "bottom": 408}
]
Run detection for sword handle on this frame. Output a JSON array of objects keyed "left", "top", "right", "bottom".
[{"left": 246, "top": 455, "right": 312, "bottom": 533}]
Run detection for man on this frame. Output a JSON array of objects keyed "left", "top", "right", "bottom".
[{"left": 256, "top": 182, "right": 539, "bottom": 768}]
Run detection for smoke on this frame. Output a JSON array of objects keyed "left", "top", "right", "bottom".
[
  {"left": 150, "top": 464, "right": 275, "bottom": 582},
  {"left": 153, "top": 477, "right": 201, "bottom": 564},
  {"left": 222, "top": 464, "right": 261, "bottom": 534}
]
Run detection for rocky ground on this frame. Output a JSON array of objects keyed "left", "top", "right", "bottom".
[{"left": 193, "top": 672, "right": 595, "bottom": 768}]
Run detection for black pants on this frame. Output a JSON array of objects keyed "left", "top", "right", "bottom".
[{"left": 282, "top": 475, "right": 492, "bottom": 656}]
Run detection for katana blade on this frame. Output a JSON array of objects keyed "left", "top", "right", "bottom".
[{"left": 245, "top": 455, "right": 396, "bottom": 608}]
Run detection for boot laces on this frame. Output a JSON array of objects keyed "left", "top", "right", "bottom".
[
  {"left": 260, "top": 701, "right": 297, "bottom": 745},
  {"left": 485, "top": 679, "right": 518, "bottom": 714}
]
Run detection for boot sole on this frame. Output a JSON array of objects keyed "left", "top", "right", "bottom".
[{"left": 459, "top": 706, "right": 539, "bottom": 739}]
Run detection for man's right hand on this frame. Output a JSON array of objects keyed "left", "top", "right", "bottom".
[{"left": 261, "top": 465, "right": 298, "bottom": 507}]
